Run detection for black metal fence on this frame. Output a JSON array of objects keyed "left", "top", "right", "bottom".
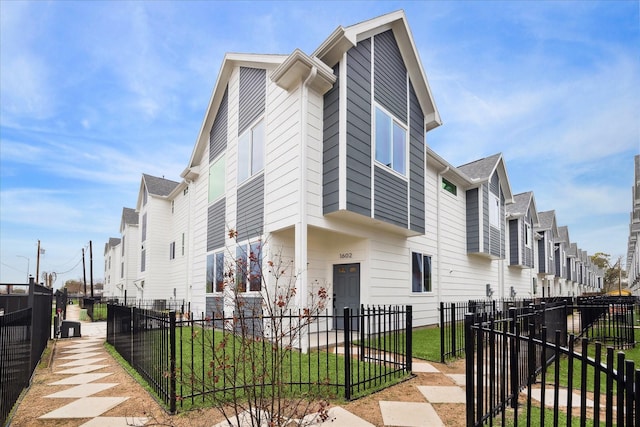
[
  {"left": 0, "top": 279, "right": 53, "bottom": 426},
  {"left": 439, "top": 299, "right": 530, "bottom": 362},
  {"left": 440, "top": 296, "right": 636, "bottom": 362},
  {"left": 464, "top": 305, "right": 639, "bottom": 426},
  {"left": 107, "top": 303, "right": 412, "bottom": 413}
]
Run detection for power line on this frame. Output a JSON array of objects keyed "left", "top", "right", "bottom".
[{"left": 1, "top": 262, "right": 25, "bottom": 273}]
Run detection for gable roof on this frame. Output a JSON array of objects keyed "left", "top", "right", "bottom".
[
  {"left": 457, "top": 153, "right": 514, "bottom": 204},
  {"left": 185, "top": 53, "right": 289, "bottom": 174},
  {"left": 558, "top": 225, "right": 570, "bottom": 245},
  {"left": 313, "top": 10, "right": 441, "bottom": 131},
  {"left": 568, "top": 242, "right": 579, "bottom": 258},
  {"left": 537, "top": 210, "right": 559, "bottom": 238},
  {"left": 104, "top": 237, "right": 121, "bottom": 255},
  {"left": 120, "top": 207, "right": 139, "bottom": 233},
  {"left": 143, "top": 174, "right": 180, "bottom": 197},
  {"left": 505, "top": 191, "right": 539, "bottom": 226}
]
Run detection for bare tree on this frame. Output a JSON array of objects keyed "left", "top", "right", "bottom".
[{"left": 180, "top": 230, "right": 332, "bottom": 427}]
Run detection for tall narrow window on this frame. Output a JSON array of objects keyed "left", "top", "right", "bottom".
[
  {"left": 181, "top": 233, "right": 185, "bottom": 256},
  {"left": 375, "top": 107, "right": 406, "bottom": 175},
  {"left": 238, "top": 120, "right": 265, "bottom": 183},
  {"left": 249, "top": 242, "right": 262, "bottom": 291},
  {"left": 206, "top": 254, "right": 214, "bottom": 293},
  {"left": 209, "top": 155, "right": 225, "bottom": 202},
  {"left": 489, "top": 193, "right": 500, "bottom": 227},
  {"left": 236, "top": 247, "right": 248, "bottom": 292},
  {"left": 169, "top": 242, "right": 176, "bottom": 260},
  {"left": 141, "top": 213, "right": 147, "bottom": 242},
  {"left": 411, "top": 252, "right": 432, "bottom": 293},
  {"left": 215, "top": 252, "right": 225, "bottom": 292}
]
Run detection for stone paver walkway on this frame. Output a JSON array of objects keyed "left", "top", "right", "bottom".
[{"left": 17, "top": 305, "right": 468, "bottom": 426}]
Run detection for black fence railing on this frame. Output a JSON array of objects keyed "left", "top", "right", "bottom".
[
  {"left": 0, "top": 279, "right": 53, "bottom": 426},
  {"left": 439, "top": 299, "right": 530, "bottom": 362},
  {"left": 440, "top": 296, "right": 637, "bottom": 362},
  {"left": 107, "top": 303, "right": 412, "bottom": 413},
  {"left": 464, "top": 308, "right": 640, "bottom": 426}
]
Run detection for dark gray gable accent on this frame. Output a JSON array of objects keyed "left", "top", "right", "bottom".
[
  {"left": 408, "top": 81, "right": 425, "bottom": 233},
  {"left": 509, "top": 219, "right": 519, "bottom": 265},
  {"left": 489, "top": 172, "right": 500, "bottom": 196},
  {"left": 466, "top": 188, "right": 480, "bottom": 253},
  {"left": 538, "top": 237, "right": 546, "bottom": 273},
  {"left": 373, "top": 30, "right": 407, "bottom": 124},
  {"left": 323, "top": 63, "right": 340, "bottom": 214},
  {"left": 238, "top": 67, "right": 266, "bottom": 135},
  {"left": 237, "top": 173, "right": 264, "bottom": 241},
  {"left": 346, "top": 38, "right": 372, "bottom": 216},
  {"left": 482, "top": 184, "right": 490, "bottom": 254},
  {"left": 207, "top": 199, "right": 226, "bottom": 251},
  {"left": 209, "top": 86, "right": 228, "bottom": 162},
  {"left": 374, "top": 166, "right": 408, "bottom": 228}
]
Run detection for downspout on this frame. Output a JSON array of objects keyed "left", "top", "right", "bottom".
[
  {"left": 185, "top": 179, "right": 193, "bottom": 314},
  {"left": 436, "top": 166, "right": 449, "bottom": 306},
  {"left": 296, "top": 66, "right": 317, "bottom": 314}
]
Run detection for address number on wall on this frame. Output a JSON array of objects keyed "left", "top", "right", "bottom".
[{"left": 339, "top": 253, "right": 352, "bottom": 259}]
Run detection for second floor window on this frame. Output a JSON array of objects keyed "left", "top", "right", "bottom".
[
  {"left": 209, "top": 155, "right": 225, "bottom": 202},
  {"left": 375, "top": 107, "right": 406, "bottom": 175},
  {"left": 489, "top": 193, "right": 500, "bottom": 228},
  {"left": 238, "top": 119, "right": 265, "bottom": 183}
]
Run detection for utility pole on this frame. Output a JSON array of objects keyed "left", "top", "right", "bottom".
[
  {"left": 82, "top": 248, "right": 87, "bottom": 296},
  {"left": 36, "top": 240, "right": 41, "bottom": 285},
  {"left": 90, "top": 240, "right": 94, "bottom": 298}
]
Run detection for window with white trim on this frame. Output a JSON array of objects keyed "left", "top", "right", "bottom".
[
  {"left": 208, "top": 155, "right": 225, "bottom": 202},
  {"left": 235, "top": 241, "right": 262, "bottom": 292},
  {"left": 169, "top": 242, "right": 175, "bottom": 260},
  {"left": 375, "top": 106, "right": 406, "bottom": 175},
  {"left": 525, "top": 222, "right": 532, "bottom": 248},
  {"left": 206, "top": 251, "right": 225, "bottom": 293},
  {"left": 411, "top": 252, "right": 432, "bottom": 293},
  {"left": 238, "top": 120, "right": 265, "bottom": 183},
  {"left": 489, "top": 193, "right": 501, "bottom": 228}
]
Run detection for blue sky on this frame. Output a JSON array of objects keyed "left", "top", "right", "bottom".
[{"left": 1, "top": 1, "right": 638, "bottom": 287}]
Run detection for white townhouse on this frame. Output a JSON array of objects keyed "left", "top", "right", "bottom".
[
  {"left": 103, "top": 237, "right": 121, "bottom": 298},
  {"left": 177, "top": 11, "right": 448, "bottom": 325},
  {"left": 505, "top": 191, "right": 540, "bottom": 298},
  {"left": 134, "top": 174, "right": 183, "bottom": 304},
  {"left": 106, "top": 10, "right": 605, "bottom": 326},
  {"left": 535, "top": 210, "right": 559, "bottom": 297}
]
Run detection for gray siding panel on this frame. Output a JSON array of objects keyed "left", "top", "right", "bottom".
[
  {"left": 346, "top": 39, "right": 372, "bottom": 216},
  {"left": 373, "top": 30, "right": 407, "bottom": 123},
  {"left": 466, "top": 188, "right": 480, "bottom": 253},
  {"left": 482, "top": 184, "right": 490, "bottom": 254},
  {"left": 408, "top": 82, "right": 425, "bottom": 233},
  {"left": 374, "top": 166, "right": 408, "bottom": 228},
  {"left": 509, "top": 219, "right": 519, "bottom": 265},
  {"left": 239, "top": 67, "right": 266, "bottom": 135},
  {"left": 209, "top": 86, "right": 228, "bottom": 162},
  {"left": 207, "top": 199, "right": 226, "bottom": 252},
  {"left": 538, "top": 238, "right": 546, "bottom": 273},
  {"left": 323, "top": 64, "right": 340, "bottom": 214},
  {"left": 237, "top": 173, "right": 264, "bottom": 240}
]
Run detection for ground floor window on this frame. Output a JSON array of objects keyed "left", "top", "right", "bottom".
[
  {"left": 412, "top": 252, "right": 432, "bottom": 293},
  {"left": 236, "top": 241, "right": 262, "bottom": 292},
  {"left": 206, "top": 251, "right": 225, "bottom": 293}
]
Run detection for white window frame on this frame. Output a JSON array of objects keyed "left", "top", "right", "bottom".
[
  {"left": 206, "top": 251, "right": 225, "bottom": 293},
  {"left": 525, "top": 222, "right": 532, "bottom": 248},
  {"left": 411, "top": 251, "right": 432, "bottom": 293},
  {"left": 489, "top": 193, "right": 501, "bottom": 228},
  {"left": 208, "top": 155, "right": 226, "bottom": 203},
  {"left": 238, "top": 119, "right": 265, "bottom": 184},
  {"left": 374, "top": 105, "right": 407, "bottom": 177}
]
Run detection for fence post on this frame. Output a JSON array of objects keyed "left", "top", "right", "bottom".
[
  {"left": 451, "top": 303, "right": 457, "bottom": 360},
  {"left": 509, "top": 307, "right": 518, "bottom": 409},
  {"left": 344, "top": 307, "right": 351, "bottom": 401},
  {"left": 440, "top": 302, "right": 445, "bottom": 363},
  {"left": 465, "top": 313, "right": 475, "bottom": 427},
  {"left": 406, "top": 305, "right": 412, "bottom": 373},
  {"left": 169, "top": 311, "right": 176, "bottom": 414}
]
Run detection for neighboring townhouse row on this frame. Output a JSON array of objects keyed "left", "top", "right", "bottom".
[
  {"left": 103, "top": 11, "right": 603, "bottom": 327},
  {"left": 628, "top": 155, "right": 640, "bottom": 291}
]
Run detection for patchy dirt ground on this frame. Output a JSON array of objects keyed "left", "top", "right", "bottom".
[{"left": 9, "top": 339, "right": 467, "bottom": 427}]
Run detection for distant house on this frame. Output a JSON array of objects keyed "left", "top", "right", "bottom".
[
  {"left": 535, "top": 210, "right": 559, "bottom": 297},
  {"left": 505, "top": 191, "right": 539, "bottom": 297},
  {"left": 103, "top": 237, "right": 121, "bottom": 298}
]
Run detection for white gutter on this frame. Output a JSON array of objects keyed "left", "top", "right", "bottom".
[{"left": 296, "top": 67, "right": 317, "bottom": 348}]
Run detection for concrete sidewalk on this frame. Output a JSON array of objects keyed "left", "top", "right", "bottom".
[{"left": 18, "top": 305, "right": 465, "bottom": 426}]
